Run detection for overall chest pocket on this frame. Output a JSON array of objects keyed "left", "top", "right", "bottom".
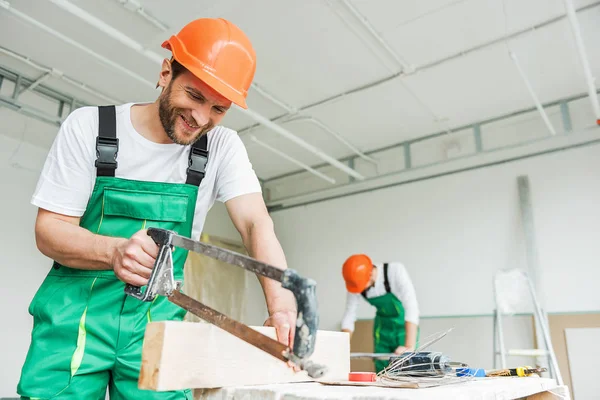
[{"left": 98, "top": 187, "right": 190, "bottom": 239}]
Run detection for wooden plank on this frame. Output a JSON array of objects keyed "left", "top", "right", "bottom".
[
  {"left": 139, "top": 321, "right": 350, "bottom": 391},
  {"left": 350, "top": 320, "right": 376, "bottom": 372}
]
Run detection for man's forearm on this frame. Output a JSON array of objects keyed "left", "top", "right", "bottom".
[
  {"left": 404, "top": 321, "right": 418, "bottom": 348},
  {"left": 35, "top": 211, "right": 124, "bottom": 270},
  {"left": 243, "top": 220, "right": 296, "bottom": 314}
]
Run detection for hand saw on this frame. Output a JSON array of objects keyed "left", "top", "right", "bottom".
[{"left": 123, "top": 227, "right": 327, "bottom": 379}]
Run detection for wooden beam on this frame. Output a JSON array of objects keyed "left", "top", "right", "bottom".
[{"left": 139, "top": 321, "right": 350, "bottom": 391}]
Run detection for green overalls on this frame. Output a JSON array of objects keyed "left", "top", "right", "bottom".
[
  {"left": 18, "top": 106, "right": 209, "bottom": 399},
  {"left": 362, "top": 263, "right": 419, "bottom": 373}
]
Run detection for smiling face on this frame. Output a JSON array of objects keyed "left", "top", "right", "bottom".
[{"left": 157, "top": 59, "right": 232, "bottom": 145}]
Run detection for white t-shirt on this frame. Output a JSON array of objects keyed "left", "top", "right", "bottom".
[
  {"left": 31, "top": 103, "right": 262, "bottom": 240},
  {"left": 341, "top": 262, "right": 420, "bottom": 332}
]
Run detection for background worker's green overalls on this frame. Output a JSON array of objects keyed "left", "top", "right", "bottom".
[
  {"left": 18, "top": 106, "right": 209, "bottom": 400},
  {"left": 362, "top": 263, "right": 420, "bottom": 373}
]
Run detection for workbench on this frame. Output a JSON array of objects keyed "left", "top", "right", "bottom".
[{"left": 193, "top": 377, "right": 568, "bottom": 400}]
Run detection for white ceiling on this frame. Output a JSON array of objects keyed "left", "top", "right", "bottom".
[{"left": 1, "top": 0, "right": 599, "bottom": 180}]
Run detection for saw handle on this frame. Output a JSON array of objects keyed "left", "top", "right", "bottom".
[
  {"left": 281, "top": 269, "right": 319, "bottom": 359},
  {"left": 124, "top": 228, "right": 173, "bottom": 301}
]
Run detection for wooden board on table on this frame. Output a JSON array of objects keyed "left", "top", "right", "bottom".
[
  {"left": 194, "top": 379, "right": 568, "bottom": 400},
  {"left": 139, "top": 321, "right": 350, "bottom": 391}
]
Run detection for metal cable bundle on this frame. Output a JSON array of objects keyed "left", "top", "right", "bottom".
[{"left": 378, "top": 329, "right": 477, "bottom": 388}]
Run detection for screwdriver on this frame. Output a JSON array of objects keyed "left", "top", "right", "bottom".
[
  {"left": 486, "top": 366, "right": 547, "bottom": 377},
  {"left": 456, "top": 366, "right": 547, "bottom": 377}
]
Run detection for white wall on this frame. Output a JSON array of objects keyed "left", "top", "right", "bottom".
[
  {"left": 270, "top": 141, "right": 600, "bottom": 330},
  {"left": 0, "top": 135, "right": 52, "bottom": 398},
  {"left": 202, "top": 201, "right": 270, "bottom": 327},
  {"left": 418, "top": 315, "right": 535, "bottom": 372}
]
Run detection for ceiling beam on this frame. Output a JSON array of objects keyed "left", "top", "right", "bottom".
[
  {"left": 264, "top": 87, "right": 600, "bottom": 183},
  {"left": 267, "top": 128, "right": 600, "bottom": 212},
  {"left": 0, "top": 46, "right": 121, "bottom": 104},
  {"left": 563, "top": 0, "right": 600, "bottom": 124},
  {"left": 249, "top": 135, "right": 336, "bottom": 184},
  {"left": 509, "top": 52, "right": 557, "bottom": 136},
  {"left": 282, "top": 116, "right": 377, "bottom": 164},
  {"left": 114, "top": 0, "right": 169, "bottom": 32}
]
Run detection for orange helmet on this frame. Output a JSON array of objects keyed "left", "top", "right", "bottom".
[
  {"left": 342, "top": 254, "right": 373, "bottom": 293},
  {"left": 162, "top": 18, "right": 256, "bottom": 109}
]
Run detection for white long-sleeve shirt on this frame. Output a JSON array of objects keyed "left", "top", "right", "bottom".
[{"left": 341, "top": 262, "right": 419, "bottom": 332}]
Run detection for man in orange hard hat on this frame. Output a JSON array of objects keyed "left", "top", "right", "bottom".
[
  {"left": 18, "top": 18, "right": 296, "bottom": 399},
  {"left": 341, "top": 254, "right": 420, "bottom": 373}
]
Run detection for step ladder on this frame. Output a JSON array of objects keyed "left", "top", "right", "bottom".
[{"left": 492, "top": 269, "right": 563, "bottom": 386}]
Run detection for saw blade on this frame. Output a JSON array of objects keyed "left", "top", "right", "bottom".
[
  {"left": 350, "top": 352, "right": 396, "bottom": 360},
  {"left": 171, "top": 235, "right": 285, "bottom": 281},
  {"left": 168, "top": 290, "right": 289, "bottom": 363}
]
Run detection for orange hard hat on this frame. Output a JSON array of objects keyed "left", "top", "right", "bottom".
[
  {"left": 342, "top": 254, "right": 373, "bottom": 293},
  {"left": 161, "top": 18, "right": 256, "bottom": 109}
]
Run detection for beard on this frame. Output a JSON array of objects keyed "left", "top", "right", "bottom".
[{"left": 158, "top": 84, "right": 214, "bottom": 145}]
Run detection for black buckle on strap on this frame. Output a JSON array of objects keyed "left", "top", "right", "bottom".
[
  {"left": 188, "top": 147, "right": 208, "bottom": 177},
  {"left": 95, "top": 136, "right": 119, "bottom": 169}
]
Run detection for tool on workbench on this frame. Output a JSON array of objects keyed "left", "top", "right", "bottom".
[
  {"left": 486, "top": 366, "right": 547, "bottom": 377},
  {"left": 376, "top": 329, "right": 478, "bottom": 388},
  {"left": 124, "top": 227, "right": 327, "bottom": 379},
  {"left": 457, "top": 366, "right": 546, "bottom": 377},
  {"left": 386, "top": 351, "right": 468, "bottom": 377}
]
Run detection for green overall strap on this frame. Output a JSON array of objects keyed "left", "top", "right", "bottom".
[
  {"left": 185, "top": 130, "right": 209, "bottom": 186},
  {"left": 96, "top": 105, "right": 118, "bottom": 177}
]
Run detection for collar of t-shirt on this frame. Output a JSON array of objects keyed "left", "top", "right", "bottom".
[{"left": 363, "top": 263, "right": 389, "bottom": 298}]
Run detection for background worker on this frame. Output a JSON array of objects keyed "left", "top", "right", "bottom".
[{"left": 341, "top": 254, "right": 420, "bottom": 373}]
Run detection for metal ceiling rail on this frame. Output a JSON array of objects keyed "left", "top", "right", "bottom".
[
  {"left": 248, "top": 135, "right": 336, "bottom": 184},
  {"left": 248, "top": 82, "right": 374, "bottom": 166},
  {"left": 267, "top": 133, "right": 600, "bottom": 213},
  {"left": 41, "top": 0, "right": 364, "bottom": 181},
  {"left": 0, "top": 64, "right": 88, "bottom": 126},
  {"left": 265, "top": 87, "right": 600, "bottom": 184},
  {"left": 235, "top": 105, "right": 361, "bottom": 180},
  {"left": 0, "top": 94, "right": 64, "bottom": 126},
  {"left": 237, "top": 2, "right": 600, "bottom": 134},
  {"left": 282, "top": 116, "right": 377, "bottom": 164},
  {"left": 0, "top": 46, "right": 121, "bottom": 104},
  {"left": 498, "top": 0, "right": 557, "bottom": 137},
  {"left": 324, "top": 0, "right": 413, "bottom": 73},
  {"left": 563, "top": 0, "right": 600, "bottom": 124},
  {"left": 115, "top": 0, "right": 169, "bottom": 32},
  {"left": 0, "top": 0, "right": 156, "bottom": 87},
  {"left": 509, "top": 51, "right": 557, "bottom": 136},
  {"left": 325, "top": 0, "right": 453, "bottom": 132}
]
